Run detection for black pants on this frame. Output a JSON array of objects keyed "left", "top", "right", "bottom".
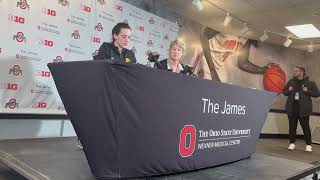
[{"left": 288, "top": 102, "right": 312, "bottom": 145}]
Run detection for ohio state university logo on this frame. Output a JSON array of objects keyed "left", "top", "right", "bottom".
[
  {"left": 71, "top": 30, "right": 80, "bottom": 40},
  {"left": 58, "top": 0, "right": 69, "bottom": 6},
  {"left": 97, "top": 0, "right": 105, "bottom": 5},
  {"left": 9, "top": 65, "right": 23, "bottom": 76},
  {"left": 16, "top": 0, "right": 30, "bottom": 10},
  {"left": 53, "top": 56, "right": 63, "bottom": 63},
  {"left": 95, "top": 23, "right": 103, "bottom": 32},
  {"left": 5, "top": 98, "right": 19, "bottom": 109},
  {"left": 179, "top": 125, "right": 196, "bottom": 157},
  {"left": 13, "top": 32, "right": 26, "bottom": 43},
  {"left": 147, "top": 40, "right": 153, "bottom": 47},
  {"left": 149, "top": 17, "right": 155, "bottom": 24}
]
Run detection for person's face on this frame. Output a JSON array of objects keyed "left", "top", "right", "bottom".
[
  {"left": 113, "top": 28, "right": 131, "bottom": 48},
  {"left": 169, "top": 44, "right": 183, "bottom": 62},
  {"left": 292, "top": 67, "right": 302, "bottom": 78}
]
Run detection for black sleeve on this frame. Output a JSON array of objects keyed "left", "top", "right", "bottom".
[
  {"left": 93, "top": 43, "right": 108, "bottom": 60},
  {"left": 283, "top": 80, "right": 293, "bottom": 96},
  {"left": 304, "top": 81, "right": 320, "bottom": 98}
]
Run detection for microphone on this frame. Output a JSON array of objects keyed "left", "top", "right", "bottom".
[
  {"left": 182, "top": 65, "right": 197, "bottom": 77},
  {"left": 147, "top": 51, "right": 164, "bottom": 69}
]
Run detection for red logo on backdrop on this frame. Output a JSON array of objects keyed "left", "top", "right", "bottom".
[
  {"left": 16, "top": 0, "right": 30, "bottom": 10},
  {"left": 97, "top": 0, "right": 105, "bottom": 5},
  {"left": 32, "top": 102, "right": 47, "bottom": 109},
  {"left": 91, "top": 37, "right": 101, "bottom": 43},
  {"left": 58, "top": 0, "right": 69, "bottom": 7},
  {"left": 53, "top": 56, "right": 63, "bottom": 63},
  {"left": 40, "top": 39, "right": 54, "bottom": 47},
  {"left": 5, "top": 98, "right": 19, "bottom": 109},
  {"left": 95, "top": 23, "right": 103, "bottom": 32},
  {"left": 0, "top": 83, "right": 18, "bottom": 91},
  {"left": 9, "top": 65, "right": 23, "bottom": 76},
  {"left": 138, "top": 25, "right": 144, "bottom": 32},
  {"left": 115, "top": 4, "right": 123, "bottom": 11},
  {"left": 8, "top": 14, "right": 25, "bottom": 24},
  {"left": 71, "top": 30, "right": 80, "bottom": 40},
  {"left": 81, "top": 5, "right": 91, "bottom": 13},
  {"left": 147, "top": 40, "right": 153, "bottom": 47},
  {"left": 13, "top": 32, "right": 26, "bottom": 43},
  {"left": 222, "top": 39, "right": 244, "bottom": 61},
  {"left": 42, "top": 8, "right": 56, "bottom": 16},
  {"left": 35, "top": 70, "right": 51, "bottom": 77},
  {"left": 179, "top": 125, "right": 196, "bottom": 157},
  {"left": 149, "top": 17, "right": 155, "bottom": 24}
]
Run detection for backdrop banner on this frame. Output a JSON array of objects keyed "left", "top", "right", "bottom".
[{"left": 48, "top": 60, "right": 275, "bottom": 179}]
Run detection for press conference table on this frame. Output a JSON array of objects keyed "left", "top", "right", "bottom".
[{"left": 47, "top": 60, "right": 276, "bottom": 179}]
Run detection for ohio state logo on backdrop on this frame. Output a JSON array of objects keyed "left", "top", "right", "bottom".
[
  {"left": 97, "top": 0, "right": 105, "bottom": 5},
  {"left": 95, "top": 23, "right": 103, "bottom": 32},
  {"left": 179, "top": 125, "right": 196, "bottom": 157},
  {"left": 16, "top": 0, "right": 30, "bottom": 10},
  {"left": 53, "top": 56, "right": 63, "bottom": 63},
  {"left": 58, "top": 0, "right": 69, "bottom": 7},
  {"left": 71, "top": 30, "right": 80, "bottom": 40},
  {"left": 149, "top": 17, "right": 155, "bottom": 24},
  {"left": 147, "top": 40, "right": 153, "bottom": 47},
  {"left": 13, "top": 32, "right": 26, "bottom": 43},
  {"left": 5, "top": 98, "right": 19, "bottom": 109},
  {"left": 9, "top": 65, "right": 23, "bottom": 76}
]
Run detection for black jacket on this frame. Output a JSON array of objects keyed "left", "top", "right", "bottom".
[
  {"left": 283, "top": 77, "right": 320, "bottom": 117},
  {"left": 154, "top": 59, "right": 191, "bottom": 74},
  {"left": 93, "top": 42, "right": 136, "bottom": 63}
]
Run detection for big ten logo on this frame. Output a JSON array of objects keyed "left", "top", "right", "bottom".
[
  {"left": 16, "top": 0, "right": 30, "bottom": 10},
  {"left": 114, "top": 4, "right": 123, "bottom": 11},
  {"left": 149, "top": 17, "right": 155, "bottom": 24},
  {"left": 5, "top": 98, "right": 19, "bottom": 109},
  {"left": 179, "top": 125, "right": 196, "bottom": 157},
  {"left": 95, "top": 23, "right": 103, "bottom": 32},
  {"left": 53, "top": 56, "right": 63, "bottom": 63},
  {"left": 97, "top": 0, "right": 105, "bottom": 5},
  {"left": 42, "top": 8, "right": 56, "bottom": 16},
  {"left": 92, "top": 50, "right": 99, "bottom": 57},
  {"left": 12, "top": 32, "right": 26, "bottom": 43},
  {"left": 71, "top": 30, "right": 80, "bottom": 40},
  {"left": 39, "top": 39, "right": 54, "bottom": 47},
  {"left": 58, "top": 0, "right": 69, "bottom": 7},
  {"left": 35, "top": 70, "right": 51, "bottom": 77},
  {"left": 137, "top": 25, "right": 144, "bottom": 32},
  {"left": 32, "top": 102, "right": 47, "bottom": 109},
  {"left": 222, "top": 39, "right": 244, "bottom": 61},
  {"left": 91, "top": 37, "right": 101, "bottom": 43},
  {"left": 0, "top": 83, "right": 18, "bottom": 90},
  {"left": 9, "top": 65, "right": 23, "bottom": 76},
  {"left": 80, "top": 4, "right": 91, "bottom": 13},
  {"left": 8, "top": 14, "right": 25, "bottom": 24}
]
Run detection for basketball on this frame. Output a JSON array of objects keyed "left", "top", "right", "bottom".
[{"left": 263, "top": 65, "right": 286, "bottom": 94}]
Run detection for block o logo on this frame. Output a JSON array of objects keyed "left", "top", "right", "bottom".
[
  {"left": 17, "top": 0, "right": 30, "bottom": 10},
  {"left": 179, "top": 125, "right": 196, "bottom": 157}
]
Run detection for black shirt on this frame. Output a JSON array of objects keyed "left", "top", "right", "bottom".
[{"left": 93, "top": 42, "right": 136, "bottom": 63}]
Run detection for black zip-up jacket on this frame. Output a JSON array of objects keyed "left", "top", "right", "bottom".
[
  {"left": 93, "top": 42, "right": 136, "bottom": 63},
  {"left": 283, "top": 77, "right": 320, "bottom": 117}
]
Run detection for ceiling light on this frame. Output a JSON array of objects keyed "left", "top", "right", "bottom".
[
  {"left": 192, "top": 0, "right": 203, "bottom": 11},
  {"left": 240, "top": 23, "right": 249, "bottom": 35},
  {"left": 223, "top": 13, "right": 232, "bottom": 26},
  {"left": 259, "top": 31, "right": 269, "bottom": 42},
  {"left": 285, "top": 24, "right": 320, "bottom": 38},
  {"left": 283, "top": 38, "right": 292, "bottom": 47}
]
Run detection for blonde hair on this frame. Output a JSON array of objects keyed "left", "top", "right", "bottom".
[{"left": 170, "top": 39, "right": 186, "bottom": 53}]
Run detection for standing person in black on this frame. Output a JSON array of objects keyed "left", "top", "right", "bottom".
[
  {"left": 283, "top": 67, "right": 320, "bottom": 152},
  {"left": 93, "top": 22, "right": 136, "bottom": 63}
]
